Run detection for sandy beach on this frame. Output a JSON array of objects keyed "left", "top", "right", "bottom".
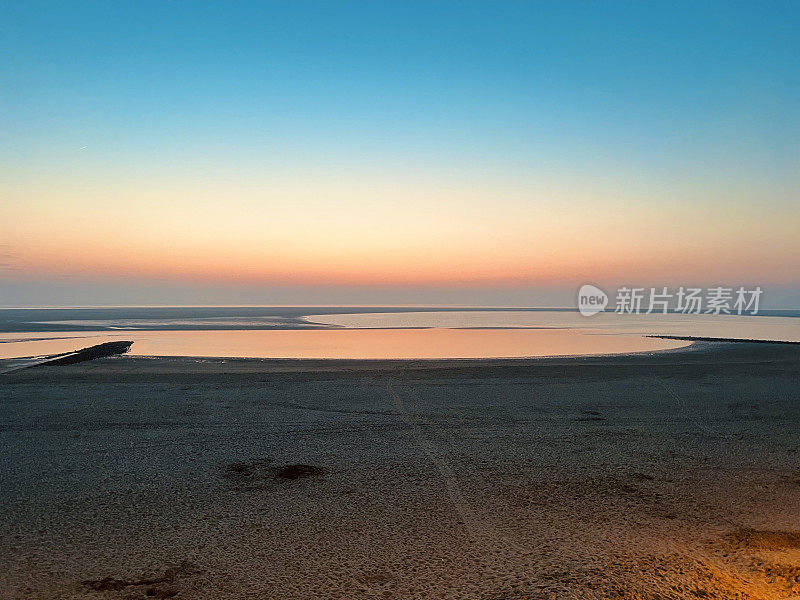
[{"left": 1, "top": 342, "right": 799, "bottom": 599}]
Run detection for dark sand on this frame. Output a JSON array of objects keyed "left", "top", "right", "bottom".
[{"left": 1, "top": 343, "right": 799, "bottom": 599}]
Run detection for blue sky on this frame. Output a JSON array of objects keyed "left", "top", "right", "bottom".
[
  {"left": 5, "top": 1, "right": 798, "bottom": 174},
  {"left": 2, "top": 1, "right": 799, "bottom": 306}
]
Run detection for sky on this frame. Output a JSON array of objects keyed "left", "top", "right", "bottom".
[{"left": 1, "top": 1, "right": 799, "bottom": 307}]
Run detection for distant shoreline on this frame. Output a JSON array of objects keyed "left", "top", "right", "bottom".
[{"left": 648, "top": 334, "right": 800, "bottom": 345}]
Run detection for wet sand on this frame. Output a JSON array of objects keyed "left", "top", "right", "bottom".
[{"left": 1, "top": 343, "right": 799, "bottom": 599}]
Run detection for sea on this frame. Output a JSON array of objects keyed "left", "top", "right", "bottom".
[{"left": 1, "top": 306, "right": 799, "bottom": 365}]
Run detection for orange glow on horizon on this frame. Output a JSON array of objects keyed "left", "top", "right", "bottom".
[
  {"left": 4, "top": 174, "right": 799, "bottom": 289},
  {"left": 10, "top": 239, "right": 798, "bottom": 288}
]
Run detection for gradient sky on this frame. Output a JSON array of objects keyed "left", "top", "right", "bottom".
[{"left": 2, "top": 1, "right": 799, "bottom": 306}]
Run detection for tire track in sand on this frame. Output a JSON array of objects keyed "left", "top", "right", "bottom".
[{"left": 384, "top": 362, "right": 536, "bottom": 558}]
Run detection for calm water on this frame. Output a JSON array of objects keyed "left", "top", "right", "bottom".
[
  {"left": 307, "top": 310, "right": 800, "bottom": 341},
  {"left": 0, "top": 328, "right": 689, "bottom": 361},
  {"left": 0, "top": 307, "right": 797, "bottom": 362}
]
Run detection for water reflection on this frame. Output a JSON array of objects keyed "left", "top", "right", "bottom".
[
  {"left": 0, "top": 328, "right": 688, "bottom": 360},
  {"left": 305, "top": 311, "right": 800, "bottom": 342}
]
